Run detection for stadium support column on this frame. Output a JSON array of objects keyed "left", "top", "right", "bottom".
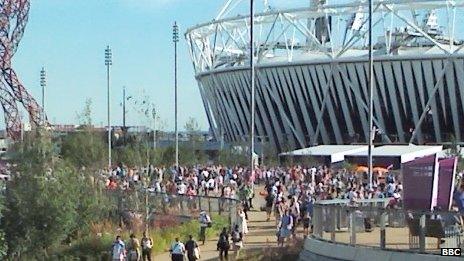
[
  {"left": 368, "top": 0, "right": 374, "bottom": 189},
  {"left": 250, "top": 0, "right": 256, "bottom": 177}
]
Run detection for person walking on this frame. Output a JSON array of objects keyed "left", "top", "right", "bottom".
[
  {"left": 199, "top": 210, "right": 211, "bottom": 245},
  {"left": 141, "top": 231, "right": 153, "bottom": 261},
  {"left": 217, "top": 227, "right": 230, "bottom": 260},
  {"left": 231, "top": 224, "right": 243, "bottom": 259},
  {"left": 111, "top": 235, "right": 126, "bottom": 261},
  {"left": 265, "top": 191, "right": 275, "bottom": 221},
  {"left": 128, "top": 233, "right": 141, "bottom": 261},
  {"left": 237, "top": 208, "right": 248, "bottom": 235},
  {"left": 185, "top": 235, "right": 200, "bottom": 261},
  {"left": 277, "top": 210, "right": 293, "bottom": 247},
  {"left": 170, "top": 237, "right": 186, "bottom": 261}
]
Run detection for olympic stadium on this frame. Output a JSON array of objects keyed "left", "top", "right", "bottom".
[{"left": 186, "top": 0, "right": 464, "bottom": 152}]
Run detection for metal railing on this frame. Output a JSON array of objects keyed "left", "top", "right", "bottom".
[
  {"left": 107, "top": 189, "right": 241, "bottom": 229},
  {"left": 312, "top": 199, "right": 463, "bottom": 255}
]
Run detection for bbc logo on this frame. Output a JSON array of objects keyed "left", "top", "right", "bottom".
[{"left": 441, "top": 248, "right": 462, "bottom": 256}]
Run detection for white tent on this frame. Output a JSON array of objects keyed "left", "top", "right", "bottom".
[
  {"left": 345, "top": 144, "right": 443, "bottom": 168},
  {"left": 279, "top": 145, "right": 368, "bottom": 164}
]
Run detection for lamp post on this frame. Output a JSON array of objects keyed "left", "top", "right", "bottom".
[
  {"left": 40, "top": 67, "right": 46, "bottom": 125},
  {"left": 152, "top": 107, "right": 157, "bottom": 151},
  {"left": 173, "top": 22, "right": 179, "bottom": 170},
  {"left": 105, "top": 45, "right": 112, "bottom": 169},
  {"left": 122, "top": 86, "right": 126, "bottom": 145},
  {"left": 368, "top": 0, "right": 374, "bottom": 189},
  {"left": 250, "top": 0, "right": 256, "bottom": 176}
]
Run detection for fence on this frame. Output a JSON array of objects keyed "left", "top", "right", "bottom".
[
  {"left": 107, "top": 189, "right": 241, "bottom": 229},
  {"left": 312, "top": 199, "right": 463, "bottom": 255}
]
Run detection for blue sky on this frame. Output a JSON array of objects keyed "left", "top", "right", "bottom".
[
  {"left": 12, "top": 0, "right": 225, "bottom": 131},
  {"left": 11, "top": 0, "right": 308, "bottom": 131},
  {"left": 14, "top": 0, "right": 452, "bottom": 131}
]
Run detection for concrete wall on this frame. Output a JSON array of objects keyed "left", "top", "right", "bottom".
[{"left": 299, "top": 237, "right": 462, "bottom": 261}]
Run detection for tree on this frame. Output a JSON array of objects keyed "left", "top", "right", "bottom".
[
  {"left": 3, "top": 132, "right": 80, "bottom": 258},
  {"left": 3, "top": 131, "right": 112, "bottom": 258},
  {"left": 61, "top": 99, "right": 106, "bottom": 169},
  {"left": 0, "top": 195, "right": 7, "bottom": 259},
  {"left": 184, "top": 117, "right": 201, "bottom": 142},
  {"left": 217, "top": 147, "right": 248, "bottom": 166}
]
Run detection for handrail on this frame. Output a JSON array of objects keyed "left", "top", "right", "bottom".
[
  {"left": 310, "top": 202, "right": 463, "bottom": 255},
  {"left": 315, "top": 198, "right": 392, "bottom": 205},
  {"left": 105, "top": 188, "right": 242, "bottom": 228}
]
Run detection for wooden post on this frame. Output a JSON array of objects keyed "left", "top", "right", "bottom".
[
  {"left": 380, "top": 210, "right": 386, "bottom": 249},
  {"left": 419, "top": 214, "right": 426, "bottom": 253},
  {"left": 350, "top": 208, "right": 356, "bottom": 245}
]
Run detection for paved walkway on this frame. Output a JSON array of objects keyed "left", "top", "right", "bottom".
[{"left": 155, "top": 186, "right": 282, "bottom": 261}]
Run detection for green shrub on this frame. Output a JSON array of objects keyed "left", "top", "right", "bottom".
[{"left": 52, "top": 214, "right": 228, "bottom": 258}]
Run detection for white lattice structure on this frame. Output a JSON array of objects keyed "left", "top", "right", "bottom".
[{"left": 186, "top": 0, "right": 464, "bottom": 151}]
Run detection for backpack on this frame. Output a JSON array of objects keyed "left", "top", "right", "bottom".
[
  {"left": 112, "top": 242, "right": 124, "bottom": 259},
  {"left": 232, "top": 230, "right": 241, "bottom": 242},
  {"left": 217, "top": 234, "right": 229, "bottom": 249},
  {"left": 265, "top": 194, "right": 274, "bottom": 207}
]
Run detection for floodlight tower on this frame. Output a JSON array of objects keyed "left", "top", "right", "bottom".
[
  {"left": 105, "top": 45, "right": 112, "bottom": 168},
  {"left": 40, "top": 67, "right": 46, "bottom": 124},
  {"left": 173, "top": 22, "right": 179, "bottom": 170}
]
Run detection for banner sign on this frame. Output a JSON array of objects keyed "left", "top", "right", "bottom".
[
  {"left": 402, "top": 155, "right": 439, "bottom": 210},
  {"left": 437, "top": 157, "right": 457, "bottom": 210}
]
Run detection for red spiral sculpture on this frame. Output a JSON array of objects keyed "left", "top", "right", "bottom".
[{"left": 0, "top": 0, "right": 45, "bottom": 140}]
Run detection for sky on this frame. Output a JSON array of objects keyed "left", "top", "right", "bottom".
[
  {"left": 9, "top": 0, "right": 308, "bottom": 132},
  {"left": 11, "top": 0, "right": 222, "bottom": 131},
  {"left": 14, "top": 0, "right": 451, "bottom": 132}
]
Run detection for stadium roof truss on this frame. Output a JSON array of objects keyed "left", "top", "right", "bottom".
[
  {"left": 186, "top": 0, "right": 464, "bottom": 74},
  {"left": 186, "top": 0, "right": 464, "bottom": 149}
]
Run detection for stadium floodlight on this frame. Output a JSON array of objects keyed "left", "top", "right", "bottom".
[
  {"left": 105, "top": 45, "right": 112, "bottom": 169},
  {"left": 173, "top": 22, "right": 179, "bottom": 170}
]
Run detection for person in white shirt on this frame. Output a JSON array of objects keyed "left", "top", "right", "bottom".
[
  {"left": 177, "top": 182, "right": 187, "bottom": 195},
  {"left": 170, "top": 238, "right": 186, "bottom": 261},
  {"left": 206, "top": 178, "right": 215, "bottom": 196},
  {"left": 202, "top": 170, "right": 209, "bottom": 180}
]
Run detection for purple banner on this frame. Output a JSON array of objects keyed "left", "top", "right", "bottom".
[
  {"left": 437, "top": 157, "right": 457, "bottom": 210},
  {"left": 402, "top": 155, "right": 438, "bottom": 210}
]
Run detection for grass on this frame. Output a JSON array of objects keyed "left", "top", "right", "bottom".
[
  {"left": 49, "top": 214, "right": 228, "bottom": 259},
  {"left": 236, "top": 239, "right": 304, "bottom": 261}
]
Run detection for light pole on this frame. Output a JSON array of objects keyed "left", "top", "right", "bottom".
[
  {"left": 122, "top": 86, "right": 126, "bottom": 145},
  {"left": 173, "top": 22, "right": 179, "bottom": 170},
  {"left": 250, "top": 0, "right": 256, "bottom": 176},
  {"left": 368, "top": 0, "right": 374, "bottom": 189},
  {"left": 256, "top": 135, "right": 267, "bottom": 166},
  {"left": 105, "top": 45, "right": 112, "bottom": 169},
  {"left": 152, "top": 107, "right": 157, "bottom": 151},
  {"left": 40, "top": 67, "right": 46, "bottom": 125}
]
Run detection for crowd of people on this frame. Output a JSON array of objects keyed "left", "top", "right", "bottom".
[{"left": 102, "top": 162, "right": 413, "bottom": 260}]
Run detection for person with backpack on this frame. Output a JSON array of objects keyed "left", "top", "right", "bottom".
[
  {"left": 217, "top": 227, "right": 230, "bottom": 260},
  {"left": 170, "top": 237, "right": 186, "bottom": 261},
  {"left": 141, "top": 231, "right": 153, "bottom": 261},
  {"left": 185, "top": 235, "right": 200, "bottom": 261},
  {"left": 111, "top": 235, "right": 126, "bottom": 261},
  {"left": 199, "top": 210, "right": 211, "bottom": 245},
  {"left": 231, "top": 224, "right": 243, "bottom": 259}
]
